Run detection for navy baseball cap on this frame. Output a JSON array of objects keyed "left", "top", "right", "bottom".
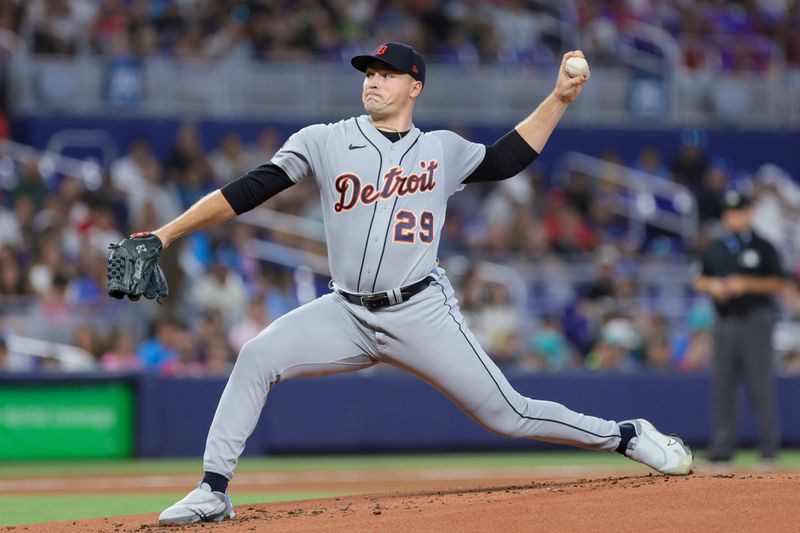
[{"left": 351, "top": 42, "right": 426, "bottom": 85}]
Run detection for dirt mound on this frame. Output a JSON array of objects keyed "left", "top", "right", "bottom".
[{"left": 13, "top": 474, "right": 799, "bottom": 533}]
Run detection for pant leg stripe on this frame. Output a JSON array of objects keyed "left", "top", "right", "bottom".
[{"left": 432, "top": 282, "right": 621, "bottom": 440}]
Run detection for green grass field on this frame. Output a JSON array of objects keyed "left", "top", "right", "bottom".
[{"left": 1, "top": 450, "right": 798, "bottom": 526}]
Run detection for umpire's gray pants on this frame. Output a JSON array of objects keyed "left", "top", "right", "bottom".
[{"left": 710, "top": 308, "right": 780, "bottom": 459}]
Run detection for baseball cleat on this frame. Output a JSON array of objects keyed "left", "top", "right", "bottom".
[
  {"left": 620, "top": 418, "right": 694, "bottom": 475},
  {"left": 158, "top": 482, "right": 235, "bottom": 525}
]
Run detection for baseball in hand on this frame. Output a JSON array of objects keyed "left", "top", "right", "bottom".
[{"left": 565, "top": 56, "right": 589, "bottom": 78}]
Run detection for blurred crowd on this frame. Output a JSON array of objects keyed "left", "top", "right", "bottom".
[
  {"left": 1, "top": 1, "right": 799, "bottom": 378},
  {"left": 2, "top": 119, "right": 800, "bottom": 377},
  {"left": 0, "top": 0, "right": 798, "bottom": 70}
]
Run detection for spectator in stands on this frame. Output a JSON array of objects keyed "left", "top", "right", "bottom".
[
  {"left": 775, "top": 2, "right": 800, "bottom": 67},
  {"left": 245, "top": 127, "right": 282, "bottom": 168},
  {"left": 672, "top": 303, "right": 714, "bottom": 373},
  {"left": 750, "top": 163, "right": 800, "bottom": 255},
  {"left": 195, "top": 309, "right": 227, "bottom": 351},
  {"left": 542, "top": 190, "right": 595, "bottom": 253},
  {"left": 229, "top": 297, "right": 270, "bottom": 353},
  {"left": 11, "top": 195, "right": 37, "bottom": 259},
  {"left": 209, "top": 133, "right": 251, "bottom": 186},
  {"left": 260, "top": 269, "right": 299, "bottom": 320},
  {"left": 172, "top": 23, "right": 205, "bottom": 60},
  {"left": 474, "top": 282, "right": 522, "bottom": 367},
  {"left": 205, "top": 338, "right": 235, "bottom": 377},
  {"left": 0, "top": 192, "right": 21, "bottom": 248},
  {"left": 71, "top": 323, "right": 102, "bottom": 364},
  {"left": 91, "top": 0, "right": 127, "bottom": 53},
  {"left": 585, "top": 315, "right": 641, "bottom": 373},
  {"left": 491, "top": 0, "right": 545, "bottom": 63},
  {"left": 128, "top": 154, "right": 182, "bottom": 229},
  {"left": 57, "top": 175, "right": 91, "bottom": 260},
  {"left": 201, "top": 16, "right": 249, "bottom": 59},
  {"left": 175, "top": 161, "right": 214, "bottom": 210},
  {"left": 85, "top": 204, "right": 123, "bottom": 256},
  {"left": 522, "top": 314, "right": 576, "bottom": 372},
  {"left": 638, "top": 314, "right": 675, "bottom": 371},
  {"left": 33, "top": 195, "right": 67, "bottom": 236},
  {"left": 588, "top": 194, "right": 632, "bottom": 252},
  {"left": 191, "top": 261, "right": 248, "bottom": 325},
  {"left": 137, "top": 319, "right": 181, "bottom": 371},
  {"left": 32, "top": 272, "right": 72, "bottom": 326},
  {"left": 160, "top": 327, "right": 204, "bottom": 377},
  {"left": 5, "top": 0, "right": 797, "bottom": 75},
  {"left": 24, "top": 0, "right": 87, "bottom": 56},
  {"left": 166, "top": 123, "right": 209, "bottom": 182},
  {"left": 110, "top": 138, "right": 155, "bottom": 197},
  {"left": 563, "top": 170, "right": 593, "bottom": 217},
  {"left": 0, "top": 253, "right": 26, "bottom": 296},
  {"left": 520, "top": 213, "right": 551, "bottom": 256},
  {"left": 66, "top": 252, "right": 107, "bottom": 305},
  {"left": 695, "top": 157, "right": 730, "bottom": 225},
  {"left": 101, "top": 330, "right": 142, "bottom": 372},
  {"left": 11, "top": 161, "right": 47, "bottom": 209},
  {"left": 633, "top": 146, "right": 673, "bottom": 183},
  {"left": 670, "top": 137, "right": 709, "bottom": 190},
  {"left": 27, "top": 229, "right": 64, "bottom": 296}
]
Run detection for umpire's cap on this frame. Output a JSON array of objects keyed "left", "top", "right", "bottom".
[
  {"left": 722, "top": 190, "right": 752, "bottom": 211},
  {"left": 351, "top": 42, "right": 426, "bottom": 85}
]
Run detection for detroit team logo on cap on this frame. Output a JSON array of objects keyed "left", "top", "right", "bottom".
[{"left": 351, "top": 42, "right": 427, "bottom": 85}]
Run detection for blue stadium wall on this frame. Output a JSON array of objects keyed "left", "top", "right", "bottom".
[
  {"left": 136, "top": 373, "right": 800, "bottom": 455},
  {"left": 4, "top": 373, "right": 798, "bottom": 456},
  {"left": 12, "top": 115, "right": 800, "bottom": 178}
]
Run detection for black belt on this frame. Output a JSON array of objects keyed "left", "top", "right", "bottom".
[{"left": 338, "top": 276, "right": 435, "bottom": 311}]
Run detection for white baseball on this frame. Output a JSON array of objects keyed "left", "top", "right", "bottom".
[{"left": 565, "top": 56, "right": 589, "bottom": 78}]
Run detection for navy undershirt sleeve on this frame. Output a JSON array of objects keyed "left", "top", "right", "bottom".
[
  {"left": 220, "top": 163, "right": 296, "bottom": 215},
  {"left": 463, "top": 129, "right": 539, "bottom": 184}
]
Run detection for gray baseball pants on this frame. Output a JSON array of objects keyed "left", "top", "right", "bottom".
[
  {"left": 709, "top": 308, "right": 780, "bottom": 459},
  {"left": 203, "top": 272, "right": 622, "bottom": 479}
]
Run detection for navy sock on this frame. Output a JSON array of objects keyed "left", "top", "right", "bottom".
[
  {"left": 202, "top": 472, "right": 229, "bottom": 494},
  {"left": 615, "top": 423, "right": 636, "bottom": 455}
]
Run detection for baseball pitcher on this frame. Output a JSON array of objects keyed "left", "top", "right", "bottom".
[{"left": 109, "top": 43, "right": 693, "bottom": 525}]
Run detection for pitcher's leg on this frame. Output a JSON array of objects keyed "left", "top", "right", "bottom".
[
  {"left": 381, "top": 278, "right": 620, "bottom": 451},
  {"left": 204, "top": 294, "right": 376, "bottom": 479}
]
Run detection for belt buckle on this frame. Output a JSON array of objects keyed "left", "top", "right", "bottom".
[
  {"left": 361, "top": 293, "right": 388, "bottom": 310},
  {"left": 360, "top": 295, "right": 378, "bottom": 310}
]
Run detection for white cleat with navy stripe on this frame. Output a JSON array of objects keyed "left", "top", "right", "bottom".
[
  {"left": 158, "top": 482, "right": 235, "bottom": 525},
  {"left": 621, "top": 418, "right": 694, "bottom": 475}
]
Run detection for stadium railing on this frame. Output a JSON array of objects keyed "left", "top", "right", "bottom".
[
  {"left": 553, "top": 151, "right": 698, "bottom": 247},
  {"left": 8, "top": 56, "right": 800, "bottom": 127}
]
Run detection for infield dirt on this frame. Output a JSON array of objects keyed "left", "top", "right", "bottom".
[{"left": 6, "top": 473, "right": 798, "bottom": 532}]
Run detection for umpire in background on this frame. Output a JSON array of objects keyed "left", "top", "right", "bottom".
[{"left": 693, "top": 191, "right": 785, "bottom": 464}]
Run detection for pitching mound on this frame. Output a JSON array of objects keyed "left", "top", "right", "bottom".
[{"left": 13, "top": 473, "right": 798, "bottom": 533}]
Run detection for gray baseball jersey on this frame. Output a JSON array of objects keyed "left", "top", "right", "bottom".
[
  {"left": 272, "top": 115, "right": 483, "bottom": 293},
  {"left": 202, "top": 116, "right": 622, "bottom": 480}
]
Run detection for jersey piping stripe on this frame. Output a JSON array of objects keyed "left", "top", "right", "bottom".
[
  {"left": 370, "top": 134, "right": 421, "bottom": 292},
  {"left": 280, "top": 150, "right": 312, "bottom": 182},
  {"left": 353, "top": 118, "right": 383, "bottom": 292},
  {"left": 432, "top": 281, "right": 622, "bottom": 441}
]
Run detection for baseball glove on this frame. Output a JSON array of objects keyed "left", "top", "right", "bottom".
[{"left": 106, "top": 232, "right": 169, "bottom": 303}]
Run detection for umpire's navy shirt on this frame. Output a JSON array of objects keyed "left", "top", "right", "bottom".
[{"left": 699, "top": 230, "right": 784, "bottom": 317}]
